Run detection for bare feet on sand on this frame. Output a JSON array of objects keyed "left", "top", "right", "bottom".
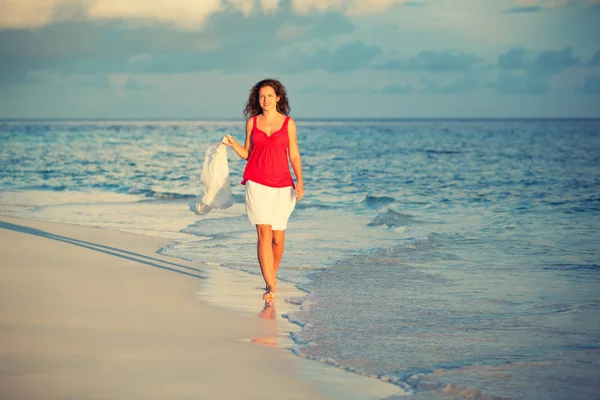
[{"left": 263, "top": 286, "right": 277, "bottom": 301}]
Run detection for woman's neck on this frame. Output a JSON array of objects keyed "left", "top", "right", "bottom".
[{"left": 261, "top": 109, "right": 279, "bottom": 120}]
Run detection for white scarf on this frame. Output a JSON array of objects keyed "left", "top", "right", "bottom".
[{"left": 189, "top": 139, "right": 233, "bottom": 215}]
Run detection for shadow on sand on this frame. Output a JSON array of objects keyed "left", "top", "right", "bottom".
[{"left": 0, "top": 221, "right": 206, "bottom": 280}]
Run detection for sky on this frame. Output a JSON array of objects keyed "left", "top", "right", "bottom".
[{"left": 0, "top": 0, "right": 599, "bottom": 119}]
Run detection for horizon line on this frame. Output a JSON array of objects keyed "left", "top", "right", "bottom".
[{"left": 1, "top": 117, "right": 600, "bottom": 122}]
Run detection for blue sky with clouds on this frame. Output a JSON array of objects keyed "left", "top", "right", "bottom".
[{"left": 1, "top": 0, "right": 599, "bottom": 119}]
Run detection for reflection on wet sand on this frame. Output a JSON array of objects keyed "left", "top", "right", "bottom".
[{"left": 251, "top": 300, "right": 278, "bottom": 347}]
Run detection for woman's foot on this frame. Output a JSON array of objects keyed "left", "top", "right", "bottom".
[
  {"left": 263, "top": 285, "right": 277, "bottom": 300},
  {"left": 262, "top": 291, "right": 275, "bottom": 300}
]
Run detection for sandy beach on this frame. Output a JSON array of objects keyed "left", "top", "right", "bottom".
[{"left": 0, "top": 215, "right": 333, "bottom": 400}]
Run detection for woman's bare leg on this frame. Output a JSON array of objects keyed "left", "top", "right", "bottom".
[
  {"left": 272, "top": 230, "right": 285, "bottom": 277},
  {"left": 256, "top": 225, "right": 276, "bottom": 298}
]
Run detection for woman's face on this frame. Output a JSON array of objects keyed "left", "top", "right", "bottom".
[{"left": 258, "top": 86, "right": 279, "bottom": 112}]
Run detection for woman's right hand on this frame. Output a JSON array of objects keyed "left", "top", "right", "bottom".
[
  {"left": 222, "top": 135, "right": 236, "bottom": 147},
  {"left": 224, "top": 133, "right": 250, "bottom": 160}
]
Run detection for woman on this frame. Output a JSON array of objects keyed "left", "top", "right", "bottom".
[{"left": 223, "top": 79, "right": 304, "bottom": 301}]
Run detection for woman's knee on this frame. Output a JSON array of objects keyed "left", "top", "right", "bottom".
[
  {"left": 256, "top": 224, "right": 273, "bottom": 242},
  {"left": 272, "top": 231, "right": 285, "bottom": 247}
]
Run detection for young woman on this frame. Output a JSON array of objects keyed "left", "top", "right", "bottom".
[{"left": 223, "top": 79, "right": 304, "bottom": 301}]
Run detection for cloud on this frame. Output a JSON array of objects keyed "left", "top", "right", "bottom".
[
  {"left": 288, "top": 41, "right": 382, "bottom": 73},
  {"left": 322, "top": 41, "right": 382, "bottom": 72},
  {"left": 490, "top": 47, "right": 581, "bottom": 94},
  {"left": 504, "top": 6, "right": 542, "bottom": 13},
  {"left": 300, "top": 76, "right": 475, "bottom": 96},
  {"left": 299, "top": 82, "right": 413, "bottom": 95},
  {"left": 489, "top": 70, "right": 548, "bottom": 94},
  {"left": 590, "top": 49, "right": 600, "bottom": 67},
  {"left": 419, "top": 75, "right": 478, "bottom": 94},
  {"left": 381, "top": 83, "right": 412, "bottom": 94},
  {"left": 130, "top": 31, "right": 375, "bottom": 75},
  {"left": 0, "top": 69, "right": 36, "bottom": 86},
  {"left": 506, "top": 0, "right": 600, "bottom": 12},
  {"left": 439, "top": 76, "right": 478, "bottom": 93},
  {"left": 0, "top": 0, "right": 268, "bottom": 30},
  {"left": 532, "top": 47, "right": 581, "bottom": 74},
  {"left": 77, "top": 74, "right": 112, "bottom": 88},
  {"left": 0, "top": 8, "right": 357, "bottom": 78},
  {"left": 580, "top": 76, "right": 600, "bottom": 95},
  {"left": 276, "top": 12, "right": 353, "bottom": 40},
  {"left": 85, "top": 0, "right": 225, "bottom": 29},
  {"left": 496, "top": 46, "right": 581, "bottom": 73},
  {"left": 298, "top": 85, "right": 370, "bottom": 94},
  {"left": 497, "top": 48, "right": 528, "bottom": 70},
  {"left": 373, "top": 60, "right": 404, "bottom": 70},
  {"left": 122, "top": 76, "right": 153, "bottom": 90},
  {"left": 409, "top": 51, "right": 481, "bottom": 72},
  {"left": 0, "top": 0, "right": 409, "bottom": 30},
  {"left": 291, "top": 0, "right": 406, "bottom": 15},
  {"left": 375, "top": 50, "right": 481, "bottom": 73},
  {"left": 0, "top": 0, "right": 80, "bottom": 29}
]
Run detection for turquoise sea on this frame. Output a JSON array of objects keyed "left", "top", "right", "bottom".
[{"left": 1, "top": 119, "right": 599, "bottom": 399}]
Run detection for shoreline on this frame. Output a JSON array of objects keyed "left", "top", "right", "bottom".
[{"left": 0, "top": 215, "right": 402, "bottom": 400}]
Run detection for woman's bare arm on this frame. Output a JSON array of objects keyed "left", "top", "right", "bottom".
[
  {"left": 287, "top": 118, "right": 304, "bottom": 200},
  {"left": 225, "top": 118, "right": 253, "bottom": 160}
]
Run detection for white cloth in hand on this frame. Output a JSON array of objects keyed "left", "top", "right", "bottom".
[{"left": 189, "top": 141, "right": 233, "bottom": 215}]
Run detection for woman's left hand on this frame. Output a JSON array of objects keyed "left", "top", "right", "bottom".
[{"left": 295, "top": 182, "right": 304, "bottom": 201}]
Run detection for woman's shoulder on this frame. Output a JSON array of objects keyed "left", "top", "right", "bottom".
[
  {"left": 286, "top": 115, "right": 296, "bottom": 127},
  {"left": 245, "top": 116, "right": 255, "bottom": 131}
]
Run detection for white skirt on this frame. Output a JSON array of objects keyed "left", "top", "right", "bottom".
[{"left": 245, "top": 180, "right": 296, "bottom": 231}]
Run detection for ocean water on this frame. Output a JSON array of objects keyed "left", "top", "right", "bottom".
[{"left": 1, "top": 118, "right": 599, "bottom": 399}]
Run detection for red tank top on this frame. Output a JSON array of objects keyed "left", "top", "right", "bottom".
[{"left": 242, "top": 115, "right": 294, "bottom": 188}]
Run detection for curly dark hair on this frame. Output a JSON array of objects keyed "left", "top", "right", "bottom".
[{"left": 243, "top": 78, "right": 290, "bottom": 119}]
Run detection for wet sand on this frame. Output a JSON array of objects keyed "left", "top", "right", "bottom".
[{"left": 0, "top": 216, "right": 331, "bottom": 399}]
